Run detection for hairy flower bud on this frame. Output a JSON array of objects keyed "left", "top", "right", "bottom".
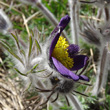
[{"left": 0, "top": 9, "right": 12, "bottom": 34}]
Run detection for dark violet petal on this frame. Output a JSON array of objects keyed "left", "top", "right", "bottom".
[
  {"left": 79, "top": 75, "right": 89, "bottom": 82},
  {"left": 52, "top": 57, "right": 79, "bottom": 81},
  {"left": 49, "top": 15, "right": 70, "bottom": 58},
  {"left": 68, "top": 71, "right": 79, "bottom": 81},
  {"left": 58, "top": 15, "right": 70, "bottom": 31},
  {"left": 51, "top": 25, "right": 60, "bottom": 35},
  {"left": 67, "top": 44, "right": 80, "bottom": 57},
  {"left": 51, "top": 15, "right": 70, "bottom": 35},
  {"left": 49, "top": 32, "right": 61, "bottom": 59},
  {"left": 71, "top": 55, "right": 88, "bottom": 71}
]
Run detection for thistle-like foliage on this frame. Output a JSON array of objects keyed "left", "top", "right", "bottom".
[
  {"left": 80, "top": 10, "right": 110, "bottom": 96},
  {"left": 0, "top": 28, "right": 49, "bottom": 89},
  {"left": 0, "top": 9, "right": 12, "bottom": 34},
  {"left": 100, "top": 20, "right": 110, "bottom": 40},
  {"left": 0, "top": 29, "right": 54, "bottom": 109},
  {"left": 81, "top": 19, "right": 110, "bottom": 48},
  {"left": 80, "top": 0, "right": 110, "bottom": 7},
  {"left": 80, "top": 0, "right": 110, "bottom": 21},
  {"left": 80, "top": 21, "right": 102, "bottom": 47}
]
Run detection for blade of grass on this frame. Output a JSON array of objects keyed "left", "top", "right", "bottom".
[
  {"left": 34, "top": 69, "right": 46, "bottom": 73},
  {"left": 28, "top": 36, "right": 33, "bottom": 58},
  {"left": 11, "top": 33, "right": 20, "bottom": 50},
  {"left": 14, "top": 68, "right": 27, "bottom": 76},
  {"left": 0, "top": 40, "right": 24, "bottom": 65},
  {"left": 32, "top": 64, "right": 39, "bottom": 70},
  {"left": 35, "top": 39, "right": 41, "bottom": 53},
  {"left": 25, "top": 64, "right": 39, "bottom": 75},
  {"left": 11, "top": 33, "right": 25, "bottom": 56}
]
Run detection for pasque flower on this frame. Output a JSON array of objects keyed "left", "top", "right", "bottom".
[
  {"left": 35, "top": 16, "right": 90, "bottom": 107},
  {"left": 49, "top": 15, "right": 89, "bottom": 82},
  {"left": 0, "top": 15, "right": 90, "bottom": 109}
]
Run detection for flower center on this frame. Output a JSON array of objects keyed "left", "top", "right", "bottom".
[{"left": 52, "top": 36, "right": 74, "bottom": 69}]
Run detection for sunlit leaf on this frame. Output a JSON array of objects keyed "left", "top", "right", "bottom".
[
  {"left": 14, "top": 68, "right": 27, "bottom": 76},
  {"left": 28, "top": 36, "right": 33, "bottom": 58},
  {"left": 11, "top": 33, "right": 20, "bottom": 50},
  {"left": 35, "top": 39, "right": 41, "bottom": 53},
  {"left": 0, "top": 40, "right": 24, "bottom": 65},
  {"left": 32, "top": 64, "right": 39, "bottom": 70},
  {"left": 33, "top": 69, "right": 46, "bottom": 73}
]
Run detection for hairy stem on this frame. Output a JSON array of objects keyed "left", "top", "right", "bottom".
[
  {"left": 68, "top": 0, "right": 80, "bottom": 44},
  {"left": 92, "top": 43, "right": 109, "bottom": 96},
  {"left": 67, "top": 94, "right": 83, "bottom": 110}
]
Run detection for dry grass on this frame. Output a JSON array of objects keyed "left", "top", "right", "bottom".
[
  {"left": 0, "top": 68, "right": 43, "bottom": 110},
  {"left": 0, "top": 69, "right": 25, "bottom": 110}
]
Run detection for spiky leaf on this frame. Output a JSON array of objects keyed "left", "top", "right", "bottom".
[
  {"left": 28, "top": 36, "right": 33, "bottom": 58},
  {"left": 0, "top": 40, "right": 24, "bottom": 65},
  {"left": 35, "top": 39, "right": 41, "bottom": 53},
  {"left": 14, "top": 68, "right": 27, "bottom": 76}
]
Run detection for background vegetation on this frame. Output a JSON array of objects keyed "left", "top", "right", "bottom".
[{"left": 0, "top": 0, "right": 110, "bottom": 110}]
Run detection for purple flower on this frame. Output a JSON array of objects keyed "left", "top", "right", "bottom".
[{"left": 49, "top": 15, "right": 89, "bottom": 82}]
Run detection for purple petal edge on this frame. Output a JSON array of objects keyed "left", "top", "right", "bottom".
[
  {"left": 58, "top": 15, "right": 70, "bottom": 30},
  {"left": 52, "top": 57, "right": 79, "bottom": 81},
  {"left": 79, "top": 75, "right": 89, "bottom": 82},
  {"left": 51, "top": 15, "right": 70, "bottom": 35},
  {"left": 71, "top": 55, "right": 88, "bottom": 71},
  {"left": 67, "top": 44, "right": 80, "bottom": 57}
]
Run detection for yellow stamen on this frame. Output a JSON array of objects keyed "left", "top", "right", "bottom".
[
  {"left": 52, "top": 36, "right": 74, "bottom": 69},
  {"left": 55, "top": 77, "right": 59, "bottom": 81}
]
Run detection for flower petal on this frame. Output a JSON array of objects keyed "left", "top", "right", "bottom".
[
  {"left": 71, "top": 55, "right": 88, "bottom": 71},
  {"left": 49, "top": 15, "right": 70, "bottom": 58},
  {"left": 49, "top": 32, "right": 61, "bottom": 59},
  {"left": 79, "top": 75, "right": 89, "bottom": 82},
  {"left": 51, "top": 15, "right": 70, "bottom": 35},
  {"left": 67, "top": 44, "right": 80, "bottom": 57},
  {"left": 58, "top": 15, "right": 70, "bottom": 31},
  {"left": 52, "top": 57, "right": 79, "bottom": 81}
]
